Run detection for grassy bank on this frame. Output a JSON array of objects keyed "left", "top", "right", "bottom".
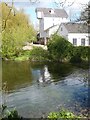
[
  {"left": 1, "top": 105, "right": 88, "bottom": 119},
  {"left": 12, "top": 47, "right": 50, "bottom": 62},
  {"left": 2, "top": 34, "right": 89, "bottom": 63}
]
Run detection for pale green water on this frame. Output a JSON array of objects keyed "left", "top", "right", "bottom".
[{"left": 2, "top": 61, "right": 89, "bottom": 118}]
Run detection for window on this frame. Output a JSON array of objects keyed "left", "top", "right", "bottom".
[
  {"left": 89, "top": 37, "right": 90, "bottom": 45},
  {"left": 81, "top": 38, "right": 85, "bottom": 46},
  {"left": 61, "top": 27, "right": 63, "bottom": 31},
  {"left": 73, "top": 38, "right": 77, "bottom": 46}
]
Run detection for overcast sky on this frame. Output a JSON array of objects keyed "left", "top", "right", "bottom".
[{"left": 2, "top": 0, "right": 89, "bottom": 28}]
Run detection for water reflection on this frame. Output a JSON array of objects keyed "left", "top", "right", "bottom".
[
  {"left": 32, "top": 65, "right": 51, "bottom": 86},
  {"left": 2, "top": 61, "right": 33, "bottom": 91},
  {"left": 2, "top": 61, "right": 89, "bottom": 118}
]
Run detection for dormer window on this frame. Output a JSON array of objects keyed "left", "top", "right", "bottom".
[
  {"left": 49, "top": 9, "right": 54, "bottom": 14},
  {"left": 49, "top": 10, "right": 51, "bottom": 13}
]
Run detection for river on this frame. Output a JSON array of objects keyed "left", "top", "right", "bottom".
[{"left": 1, "top": 61, "right": 89, "bottom": 118}]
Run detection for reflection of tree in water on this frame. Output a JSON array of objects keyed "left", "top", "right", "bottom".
[
  {"left": 31, "top": 63, "right": 74, "bottom": 85},
  {"left": 3, "top": 61, "right": 33, "bottom": 90},
  {"left": 31, "top": 62, "right": 89, "bottom": 86},
  {"left": 47, "top": 63, "right": 74, "bottom": 82}
]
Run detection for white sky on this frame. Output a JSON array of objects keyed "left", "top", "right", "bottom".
[
  {"left": 2, "top": 0, "right": 89, "bottom": 10},
  {"left": 1, "top": 0, "right": 90, "bottom": 28},
  {"left": 2, "top": 0, "right": 89, "bottom": 5}
]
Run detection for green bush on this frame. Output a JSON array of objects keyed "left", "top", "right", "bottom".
[
  {"left": 70, "top": 46, "right": 89, "bottom": 63},
  {"left": 11, "top": 47, "right": 49, "bottom": 61},
  {"left": 47, "top": 34, "right": 73, "bottom": 62},
  {"left": 2, "top": 105, "right": 21, "bottom": 120},
  {"left": 48, "top": 109, "right": 84, "bottom": 119},
  {"left": 29, "top": 47, "right": 50, "bottom": 61},
  {"left": 70, "top": 46, "right": 82, "bottom": 63}
]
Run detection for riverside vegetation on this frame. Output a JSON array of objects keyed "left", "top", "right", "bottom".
[
  {"left": 1, "top": 3, "right": 89, "bottom": 63},
  {"left": 1, "top": 2, "right": 89, "bottom": 120},
  {"left": 1, "top": 105, "right": 87, "bottom": 119},
  {"left": 5, "top": 34, "right": 89, "bottom": 64}
]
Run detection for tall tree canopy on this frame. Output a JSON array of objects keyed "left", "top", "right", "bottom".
[{"left": 0, "top": 2, "right": 36, "bottom": 58}]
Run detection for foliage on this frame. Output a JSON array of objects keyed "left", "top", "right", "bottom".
[
  {"left": 14, "top": 47, "right": 50, "bottom": 61},
  {"left": 70, "top": 46, "right": 89, "bottom": 63},
  {"left": 48, "top": 109, "right": 84, "bottom": 119},
  {"left": 80, "top": 2, "right": 90, "bottom": 24},
  {"left": 1, "top": 3, "right": 36, "bottom": 59},
  {"left": 2, "top": 105, "right": 21, "bottom": 120},
  {"left": 47, "top": 34, "right": 89, "bottom": 63},
  {"left": 47, "top": 34, "right": 73, "bottom": 62},
  {"left": 80, "top": 46, "right": 89, "bottom": 60},
  {"left": 14, "top": 55, "right": 29, "bottom": 61},
  {"left": 29, "top": 47, "right": 50, "bottom": 61}
]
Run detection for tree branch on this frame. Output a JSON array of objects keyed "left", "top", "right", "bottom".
[
  {"left": 2, "top": 0, "right": 14, "bottom": 32},
  {"left": 54, "top": 0, "right": 75, "bottom": 8}
]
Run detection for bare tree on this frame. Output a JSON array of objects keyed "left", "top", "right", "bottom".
[
  {"left": 80, "top": 2, "right": 90, "bottom": 25},
  {"left": 29, "top": 0, "right": 40, "bottom": 4},
  {"left": 54, "top": 0, "right": 75, "bottom": 8}
]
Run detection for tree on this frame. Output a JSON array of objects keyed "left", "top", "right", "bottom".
[
  {"left": 1, "top": 3, "right": 36, "bottom": 58},
  {"left": 1, "top": 0, "right": 40, "bottom": 31},
  {"left": 80, "top": 2, "right": 90, "bottom": 25},
  {"left": 54, "top": 0, "right": 75, "bottom": 8},
  {"left": 47, "top": 34, "right": 72, "bottom": 62}
]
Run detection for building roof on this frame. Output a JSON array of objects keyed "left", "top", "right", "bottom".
[
  {"left": 36, "top": 8, "right": 68, "bottom": 18},
  {"left": 45, "top": 24, "right": 59, "bottom": 31},
  {"left": 62, "top": 23, "right": 88, "bottom": 33}
]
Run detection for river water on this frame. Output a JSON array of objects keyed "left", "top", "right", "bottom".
[{"left": 1, "top": 61, "right": 89, "bottom": 118}]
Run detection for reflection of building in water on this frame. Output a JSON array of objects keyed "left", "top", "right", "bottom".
[
  {"left": 31, "top": 65, "right": 51, "bottom": 83},
  {"left": 39, "top": 66, "right": 51, "bottom": 83}
]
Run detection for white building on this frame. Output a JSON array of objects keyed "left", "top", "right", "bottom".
[
  {"left": 57, "top": 23, "right": 90, "bottom": 46},
  {"left": 35, "top": 8, "right": 69, "bottom": 44}
]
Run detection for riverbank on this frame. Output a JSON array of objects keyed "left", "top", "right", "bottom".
[
  {"left": 2, "top": 46, "right": 89, "bottom": 64},
  {"left": 2, "top": 34, "right": 89, "bottom": 63},
  {"left": 2, "top": 60, "right": 89, "bottom": 119},
  {"left": 1, "top": 106, "right": 88, "bottom": 119},
  {"left": 2, "top": 36, "right": 89, "bottom": 63}
]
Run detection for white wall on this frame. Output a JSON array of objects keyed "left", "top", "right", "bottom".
[
  {"left": 58, "top": 24, "right": 90, "bottom": 46},
  {"left": 68, "top": 33, "right": 89, "bottom": 46},
  {"left": 39, "top": 19, "right": 47, "bottom": 38},
  {"left": 39, "top": 17, "right": 68, "bottom": 38},
  {"left": 57, "top": 24, "right": 68, "bottom": 39},
  {"left": 48, "top": 25, "right": 59, "bottom": 37},
  {"left": 44, "top": 17, "right": 68, "bottom": 30},
  {"left": 44, "top": 17, "right": 54, "bottom": 30}
]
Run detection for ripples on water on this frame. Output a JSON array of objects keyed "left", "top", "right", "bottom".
[{"left": 1, "top": 61, "right": 89, "bottom": 118}]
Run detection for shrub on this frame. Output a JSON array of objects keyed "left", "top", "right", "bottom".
[
  {"left": 2, "top": 105, "right": 21, "bottom": 120},
  {"left": 70, "top": 46, "right": 89, "bottom": 63},
  {"left": 70, "top": 46, "right": 82, "bottom": 63},
  {"left": 48, "top": 109, "right": 84, "bottom": 119},
  {"left": 29, "top": 47, "right": 50, "bottom": 61},
  {"left": 47, "top": 34, "right": 73, "bottom": 62}
]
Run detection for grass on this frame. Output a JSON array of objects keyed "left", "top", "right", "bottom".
[{"left": 48, "top": 109, "right": 86, "bottom": 119}]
